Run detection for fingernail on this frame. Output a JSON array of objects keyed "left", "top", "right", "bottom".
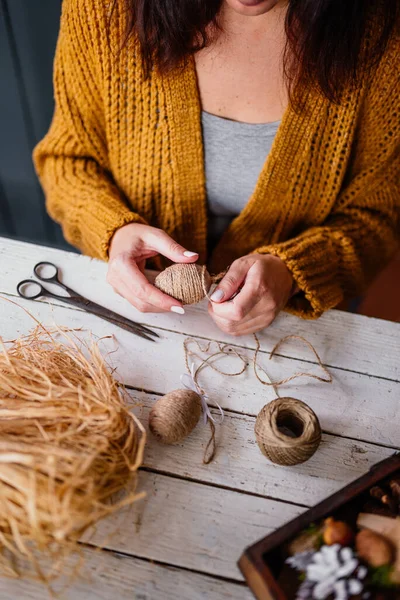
[
  {"left": 183, "top": 251, "right": 198, "bottom": 257},
  {"left": 210, "top": 289, "right": 224, "bottom": 302},
  {"left": 171, "top": 306, "right": 185, "bottom": 315}
]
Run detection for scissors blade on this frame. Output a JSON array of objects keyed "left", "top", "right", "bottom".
[
  {"left": 97, "top": 313, "right": 158, "bottom": 342},
  {"left": 59, "top": 296, "right": 159, "bottom": 340}
]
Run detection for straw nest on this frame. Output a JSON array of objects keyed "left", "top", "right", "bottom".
[{"left": 0, "top": 325, "right": 145, "bottom": 582}]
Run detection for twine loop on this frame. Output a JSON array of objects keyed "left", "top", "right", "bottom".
[
  {"left": 154, "top": 264, "right": 332, "bottom": 467},
  {"left": 180, "top": 363, "right": 224, "bottom": 426},
  {"left": 182, "top": 333, "right": 331, "bottom": 465}
]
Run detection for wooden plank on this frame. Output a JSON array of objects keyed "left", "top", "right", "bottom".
[
  {"left": 1, "top": 237, "right": 399, "bottom": 383},
  {"left": 82, "top": 471, "right": 302, "bottom": 581},
  {"left": 137, "top": 393, "right": 393, "bottom": 507},
  {"left": 0, "top": 294, "right": 398, "bottom": 449},
  {"left": 0, "top": 292, "right": 394, "bottom": 506},
  {"left": 0, "top": 545, "right": 253, "bottom": 600},
  {"left": 0, "top": 237, "right": 397, "bottom": 588}
]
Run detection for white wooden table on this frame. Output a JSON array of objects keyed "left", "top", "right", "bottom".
[{"left": 0, "top": 236, "right": 399, "bottom": 600}]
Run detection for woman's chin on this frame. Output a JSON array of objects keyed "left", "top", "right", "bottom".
[{"left": 225, "top": 0, "right": 280, "bottom": 16}]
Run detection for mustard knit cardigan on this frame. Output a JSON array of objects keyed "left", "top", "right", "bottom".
[{"left": 34, "top": 0, "right": 400, "bottom": 318}]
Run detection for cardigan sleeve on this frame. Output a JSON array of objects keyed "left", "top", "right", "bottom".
[
  {"left": 33, "top": 0, "right": 146, "bottom": 260},
  {"left": 256, "top": 38, "right": 400, "bottom": 319}
]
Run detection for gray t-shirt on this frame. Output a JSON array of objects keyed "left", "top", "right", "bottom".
[{"left": 201, "top": 111, "right": 280, "bottom": 250}]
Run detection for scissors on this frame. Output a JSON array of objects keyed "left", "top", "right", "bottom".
[{"left": 17, "top": 261, "right": 159, "bottom": 342}]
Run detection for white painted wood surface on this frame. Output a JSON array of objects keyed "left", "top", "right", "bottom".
[
  {"left": 1, "top": 237, "right": 399, "bottom": 382},
  {"left": 0, "top": 545, "right": 253, "bottom": 600},
  {"left": 1, "top": 295, "right": 398, "bottom": 448},
  {"left": 82, "top": 471, "right": 301, "bottom": 580},
  {"left": 0, "top": 237, "right": 399, "bottom": 599},
  {"left": 136, "top": 394, "right": 394, "bottom": 506}
]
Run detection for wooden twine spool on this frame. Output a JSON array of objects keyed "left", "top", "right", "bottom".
[
  {"left": 149, "top": 389, "right": 202, "bottom": 444},
  {"left": 254, "top": 397, "right": 321, "bottom": 466},
  {"left": 155, "top": 264, "right": 212, "bottom": 305}
]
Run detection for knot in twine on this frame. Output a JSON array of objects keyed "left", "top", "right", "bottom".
[
  {"left": 254, "top": 398, "right": 322, "bottom": 466},
  {"left": 180, "top": 363, "right": 224, "bottom": 427},
  {"left": 182, "top": 338, "right": 246, "bottom": 463},
  {"left": 155, "top": 264, "right": 219, "bottom": 305}
]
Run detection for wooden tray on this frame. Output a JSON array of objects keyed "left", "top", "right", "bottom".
[{"left": 238, "top": 452, "right": 400, "bottom": 600}]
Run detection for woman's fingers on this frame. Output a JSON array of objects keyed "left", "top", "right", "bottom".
[
  {"left": 107, "top": 223, "right": 202, "bottom": 314},
  {"left": 145, "top": 228, "right": 199, "bottom": 263},
  {"left": 210, "top": 260, "right": 274, "bottom": 318},
  {"left": 210, "top": 259, "right": 250, "bottom": 303},
  {"left": 209, "top": 307, "right": 274, "bottom": 336},
  {"left": 209, "top": 282, "right": 262, "bottom": 322},
  {"left": 109, "top": 223, "right": 199, "bottom": 264},
  {"left": 208, "top": 259, "right": 280, "bottom": 335},
  {"left": 112, "top": 278, "right": 167, "bottom": 313},
  {"left": 107, "top": 254, "right": 185, "bottom": 313}
]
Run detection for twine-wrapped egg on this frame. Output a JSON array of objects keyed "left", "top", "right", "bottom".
[
  {"left": 155, "top": 264, "right": 212, "bottom": 305},
  {"left": 149, "top": 389, "right": 202, "bottom": 444},
  {"left": 254, "top": 397, "right": 321, "bottom": 466}
]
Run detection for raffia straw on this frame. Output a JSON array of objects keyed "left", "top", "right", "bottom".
[
  {"left": 0, "top": 307, "right": 146, "bottom": 588},
  {"left": 183, "top": 333, "right": 332, "bottom": 463}
]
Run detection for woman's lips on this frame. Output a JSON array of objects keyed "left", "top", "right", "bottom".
[{"left": 237, "top": 0, "right": 266, "bottom": 5}]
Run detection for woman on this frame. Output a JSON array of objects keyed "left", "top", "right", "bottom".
[{"left": 34, "top": 0, "right": 399, "bottom": 336}]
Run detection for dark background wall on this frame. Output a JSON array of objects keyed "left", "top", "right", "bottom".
[{"left": 0, "top": 0, "right": 71, "bottom": 250}]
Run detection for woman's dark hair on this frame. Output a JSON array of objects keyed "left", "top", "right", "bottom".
[{"left": 114, "top": 0, "right": 398, "bottom": 104}]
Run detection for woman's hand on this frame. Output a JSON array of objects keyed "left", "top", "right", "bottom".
[
  {"left": 208, "top": 254, "right": 294, "bottom": 336},
  {"left": 107, "top": 223, "right": 198, "bottom": 313}
]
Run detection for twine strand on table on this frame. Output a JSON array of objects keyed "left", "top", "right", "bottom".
[
  {"left": 183, "top": 337, "right": 246, "bottom": 463},
  {"left": 253, "top": 334, "right": 333, "bottom": 387},
  {"left": 183, "top": 333, "right": 332, "bottom": 464}
]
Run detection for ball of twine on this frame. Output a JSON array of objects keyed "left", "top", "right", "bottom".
[
  {"left": 155, "top": 264, "right": 212, "bottom": 305},
  {"left": 254, "top": 397, "right": 321, "bottom": 466},
  {"left": 149, "top": 389, "right": 202, "bottom": 444}
]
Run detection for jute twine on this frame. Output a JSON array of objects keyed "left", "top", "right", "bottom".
[
  {"left": 154, "top": 263, "right": 223, "bottom": 305},
  {"left": 184, "top": 338, "right": 248, "bottom": 464},
  {"left": 254, "top": 398, "right": 322, "bottom": 465},
  {"left": 149, "top": 389, "right": 202, "bottom": 444},
  {"left": 153, "top": 264, "right": 332, "bottom": 466},
  {"left": 182, "top": 334, "right": 332, "bottom": 465}
]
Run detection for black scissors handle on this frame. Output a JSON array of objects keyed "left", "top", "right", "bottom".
[
  {"left": 33, "top": 261, "right": 75, "bottom": 294},
  {"left": 16, "top": 264, "right": 159, "bottom": 342},
  {"left": 17, "top": 279, "right": 60, "bottom": 301}
]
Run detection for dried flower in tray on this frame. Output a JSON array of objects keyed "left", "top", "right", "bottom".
[{"left": 287, "top": 544, "right": 368, "bottom": 600}]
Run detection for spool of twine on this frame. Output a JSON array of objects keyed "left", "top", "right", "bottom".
[
  {"left": 154, "top": 264, "right": 212, "bottom": 305},
  {"left": 149, "top": 389, "right": 202, "bottom": 444},
  {"left": 151, "top": 269, "right": 332, "bottom": 465},
  {"left": 254, "top": 397, "right": 322, "bottom": 466}
]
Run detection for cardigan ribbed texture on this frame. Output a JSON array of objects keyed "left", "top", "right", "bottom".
[{"left": 33, "top": 0, "right": 400, "bottom": 318}]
